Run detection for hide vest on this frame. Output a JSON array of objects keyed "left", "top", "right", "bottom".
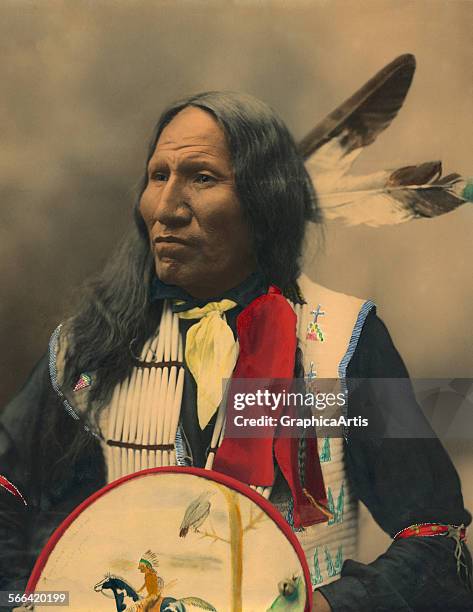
[{"left": 50, "top": 273, "right": 374, "bottom": 589}]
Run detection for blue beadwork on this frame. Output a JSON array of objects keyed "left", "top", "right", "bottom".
[
  {"left": 327, "top": 484, "right": 345, "bottom": 525},
  {"left": 338, "top": 300, "right": 375, "bottom": 438},
  {"left": 175, "top": 426, "right": 192, "bottom": 466},
  {"left": 320, "top": 436, "right": 331, "bottom": 462},
  {"left": 311, "top": 547, "right": 324, "bottom": 586},
  {"left": 48, "top": 324, "right": 98, "bottom": 438},
  {"left": 325, "top": 545, "right": 343, "bottom": 578}
]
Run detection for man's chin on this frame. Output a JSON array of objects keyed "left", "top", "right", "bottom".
[
  {"left": 155, "top": 263, "right": 214, "bottom": 298},
  {"left": 155, "top": 261, "right": 190, "bottom": 290}
]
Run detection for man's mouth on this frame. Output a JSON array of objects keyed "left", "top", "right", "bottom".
[
  {"left": 153, "top": 236, "right": 192, "bottom": 260},
  {"left": 154, "top": 236, "right": 190, "bottom": 246}
]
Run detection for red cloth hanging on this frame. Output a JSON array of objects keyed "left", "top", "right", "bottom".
[{"left": 213, "top": 286, "right": 329, "bottom": 528}]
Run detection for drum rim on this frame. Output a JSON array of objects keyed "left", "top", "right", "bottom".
[{"left": 27, "top": 465, "right": 313, "bottom": 610}]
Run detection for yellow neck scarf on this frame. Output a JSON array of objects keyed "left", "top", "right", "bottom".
[{"left": 177, "top": 299, "right": 239, "bottom": 429}]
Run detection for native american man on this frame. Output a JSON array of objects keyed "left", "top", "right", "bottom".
[
  {"left": 136, "top": 550, "right": 164, "bottom": 612},
  {"left": 1, "top": 92, "right": 472, "bottom": 611}
]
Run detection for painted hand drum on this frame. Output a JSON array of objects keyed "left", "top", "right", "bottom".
[{"left": 28, "top": 467, "right": 312, "bottom": 611}]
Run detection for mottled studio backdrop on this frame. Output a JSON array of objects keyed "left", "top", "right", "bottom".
[{"left": 1, "top": 0, "right": 472, "bottom": 561}]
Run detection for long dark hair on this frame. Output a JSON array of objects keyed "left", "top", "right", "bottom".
[{"left": 64, "top": 91, "right": 321, "bottom": 410}]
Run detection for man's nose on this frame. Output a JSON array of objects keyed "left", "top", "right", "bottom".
[{"left": 153, "top": 177, "right": 192, "bottom": 228}]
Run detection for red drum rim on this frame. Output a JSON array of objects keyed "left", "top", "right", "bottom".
[{"left": 27, "top": 465, "right": 313, "bottom": 611}]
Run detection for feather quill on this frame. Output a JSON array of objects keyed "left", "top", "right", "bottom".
[{"left": 300, "top": 55, "right": 470, "bottom": 226}]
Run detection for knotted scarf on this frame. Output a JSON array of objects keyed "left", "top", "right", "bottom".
[{"left": 176, "top": 299, "right": 239, "bottom": 429}]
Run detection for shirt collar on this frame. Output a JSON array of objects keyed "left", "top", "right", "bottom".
[{"left": 150, "top": 271, "right": 268, "bottom": 313}]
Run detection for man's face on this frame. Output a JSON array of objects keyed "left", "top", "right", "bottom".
[{"left": 140, "top": 106, "right": 255, "bottom": 298}]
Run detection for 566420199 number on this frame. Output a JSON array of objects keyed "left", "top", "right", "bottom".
[{"left": 1, "top": 591, "right": 68, "bottom": 606}]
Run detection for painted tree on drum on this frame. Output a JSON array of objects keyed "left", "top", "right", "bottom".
[{"left": 179, "top": 486, "right": 267, "bottom": 612}]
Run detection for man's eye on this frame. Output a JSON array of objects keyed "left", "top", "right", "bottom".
[
  {"left": 152, "top": 172, "right": 168, "bottom": 182},
  {"left": 194, "top": 174, "right": 215, "bottom": 185}
]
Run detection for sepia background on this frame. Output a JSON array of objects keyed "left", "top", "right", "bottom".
[{"left": 1, "top": 0, "right": 472, "bottom": 564}]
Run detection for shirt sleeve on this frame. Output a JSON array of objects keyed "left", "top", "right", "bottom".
[
  {"left": 0, "top": 350, "right": 107, "bottom": 608},
  {"left": 0, "top": 355, "right": 50, "bottom": 595},
  {"left": 317, "top": 309, "right": 473, "bottom": 611}
]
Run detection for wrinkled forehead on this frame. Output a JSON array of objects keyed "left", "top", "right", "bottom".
[{"left": 156, "top": 106, "right": 230, "bottom": 155}]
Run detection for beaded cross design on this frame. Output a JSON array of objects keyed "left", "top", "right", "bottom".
[{"left": 306, "top": 305, "right": 325, "bottom": 342}]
